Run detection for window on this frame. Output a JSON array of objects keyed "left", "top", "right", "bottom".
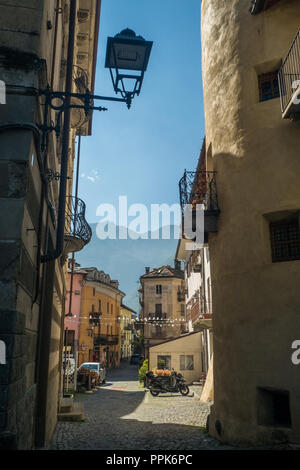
[
  {"left": 180, "top": 355, "right": 194, "bottom": 370},
  {"left": 155, "top": 304, "right": 162, "bottom": 318},
  {"left": 157, "top": 355, "right": 171, "bottom": 370},
  {"left": 107, "top": 302, "right": 109, "bottom": 313},
  {"left": 111, "top": 304, "right": 113, "bottom": 314},
  {"left": 98, "top": 300, "right": 101, "bottom": 312},
  {"left": 258, "top": 71, "right": 280, "bottom": 102},
  {"left": 155, "top": 325, "right": 164, "bottom": 337},
  {"left": 156, "top": 284, "right": 162, "bottom": 295},
  {"left": 270, "top": 219, "right": 300, "bottom": 262},
  {"left": 65, "top": 330, "right": 75, "bottom": 347},
  {"left": 257, "top": 388, "right": 291, "bottom": 428},
  {"left": 93, "top": 288, "right": 95, "bottom": 296}
]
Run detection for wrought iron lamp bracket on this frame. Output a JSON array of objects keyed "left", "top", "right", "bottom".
[
  {"left": 38, "top": 85, "right": 132, "bottom": 149},
  {"left": 46, "top": 168, "right": 71, "bottom": 183}
]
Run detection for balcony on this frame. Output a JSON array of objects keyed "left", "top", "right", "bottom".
[
  {"left": 147, "top": 313, "right": 167, "bottom": 322},
  {"left": 179, "top": 170, "right": 219, "bottom": 240},
  {"left": 134, "top": 320, "right": 144, "bottom": 329},
  {"left": 89, "top": 312, "right": 101, "bottom": 326},
  {"left": 278, "top": 28, "right": 300, "bottom": 120},
  {"left": 64, "top": 196, "right": 92, "bottom": 254},
  {"left": 249, "top": 0, "right": 282, "bottom": 14},
  {"left": 124, "top": 324, "right": 133, "bottom": 331},
  {"left": 193, "top": 313, "right": 212, "bottom": 330},
  {"left": 71, "top": 65, "right": 90, "bottom": 129},
  {"left": 94, "top": 334, "right": 119, "bottom": 346}
]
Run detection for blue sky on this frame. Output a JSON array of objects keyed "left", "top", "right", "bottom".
[{"left": 77, "top": 0, "right": 205, "bottom": 224}]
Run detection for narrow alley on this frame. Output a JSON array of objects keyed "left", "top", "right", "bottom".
[{"left": 49, "top": 364, "right": 222, "bottom": 451}]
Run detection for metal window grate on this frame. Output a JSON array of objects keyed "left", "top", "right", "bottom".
[
  {"left": 258, "top": 72, "right": 280, "bottom": 102},
  {"left": 180, "top": 355, "right": 194, "bottom": 371},
  {"left": 270, "top": 220, "right": 300, "bottom": 262}
]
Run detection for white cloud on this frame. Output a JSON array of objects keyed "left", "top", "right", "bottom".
[{"left": 80, "top": 170, "right": 100, "bottom": 183}]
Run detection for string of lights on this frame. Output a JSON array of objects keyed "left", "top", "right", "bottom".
[{"left": 65, "top": 317, "right": 187, "bottom": 325}]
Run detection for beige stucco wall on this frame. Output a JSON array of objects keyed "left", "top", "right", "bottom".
[
  {"left": 120, "top": 306, "right": 133, "bottom": 359},
  {"left": 142, "top": 276, "right": 186, "bottom": 345},
  {"left": 201, "top": 0, "right": 300, "bottom": 445},
  {"left": 149, "top": 333, "right": 202, "bottom": 384}
]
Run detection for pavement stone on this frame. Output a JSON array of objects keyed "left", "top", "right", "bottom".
[
  {"left": 46, "top": 364, "right": 297, "bottom": 451},
  {"left": 47, "top": 364, "right": 223, "bottom": 450}
]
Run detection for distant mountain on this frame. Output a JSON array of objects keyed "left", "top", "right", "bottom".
[{"left": 75, "top": 223, "right": 180, "bottom": 313}]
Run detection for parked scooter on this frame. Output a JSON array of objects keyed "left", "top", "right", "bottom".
[{"left": 146, "top": 370, "right": 190, "bottom": 396}]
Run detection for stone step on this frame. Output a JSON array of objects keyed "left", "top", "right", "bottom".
[
  {"left": 59, "top": 397, "right": 73, "bottom": 413},
  {"left": 57, "top": 402, "right": 85, "bottom": 422}
]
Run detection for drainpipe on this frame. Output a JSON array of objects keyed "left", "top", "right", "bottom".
[
  {"left": 51, "top": 0, "right": 61, "bottom": 90},
  {"left": 42, "top": 0, "right": 77, "bottom": 262},
  {"left": 67, "top": 131, "right": 81, "bottom": 316}
]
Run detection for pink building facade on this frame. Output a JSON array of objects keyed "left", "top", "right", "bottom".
[{"left": 65, "top": 269, "right": 85, "bottom": 348}]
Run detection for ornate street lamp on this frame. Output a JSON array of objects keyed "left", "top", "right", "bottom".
[
  {"left": 39, "top": 28, "right": 153, "bottom": 145},
  {"left": 105, "top": 28, "right": 153, "bottom": 108},
  {"left": 39, "top": 24, "right": 153, "bottom": 264}
]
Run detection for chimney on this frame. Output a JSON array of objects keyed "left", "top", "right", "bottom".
[
  {"left": 145, "top": 267, "right": 150, "bottom": 274},
  {"left": 175, "top": 259, "right": 181, "bottom": 271}
]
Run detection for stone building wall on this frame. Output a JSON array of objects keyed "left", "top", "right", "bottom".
[{"left": 0, "top": 0, "right": 100, "bottom": 449}]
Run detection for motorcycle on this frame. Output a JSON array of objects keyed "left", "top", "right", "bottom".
[{"left": 146, "top": 370, "right": 190, "bottom": 397}]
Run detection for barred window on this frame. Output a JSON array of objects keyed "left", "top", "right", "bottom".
[
  {"left": 270, "top": 220, "right": 300, "bottom": 262},
  {"left": 180, "top": 355, "right": 194, "bottom": 370},
  {"left": 258, "top": 72, "right": 280, "bottom": 102}
]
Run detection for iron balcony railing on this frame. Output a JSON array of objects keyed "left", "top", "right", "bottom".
[
  {"left": 278, "top": 28, "right": 300, "bottom": 115},
  {"left": 65, "top": 196, "right": 92, "bottom": 246},
  {"left": 89, "top": 312, "right": 101, "bottom": 326},
  {"left": 147, "top": 313, "right": 167, "bottom": 322},
  {"left": 179, "top": 170, "right": 218, "bottom": 215},
  {"left": 249, "top": 0, "right": 282, "bottom": 15},
  {"left": 73, "top": 65, "right": 89, "bottom": 94}
]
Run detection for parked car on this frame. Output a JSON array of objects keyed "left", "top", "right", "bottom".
[
  {"left": 130, "top": 354, "right": 141, "bottom": 365},
  {"left": 77, "top": 362, "right": 107, "bottom": 384}
]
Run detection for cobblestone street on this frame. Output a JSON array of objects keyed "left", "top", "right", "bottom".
[{"left": 49, "top": 364, "right": 226, "bottom": 450}]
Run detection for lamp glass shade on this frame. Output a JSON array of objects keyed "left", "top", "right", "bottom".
[{"left": 105, "top": 29, "right": 153, "bottom": 72}]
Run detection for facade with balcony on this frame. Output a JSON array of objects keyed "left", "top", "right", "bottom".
[
  {"left": 201, "top": 0, "right": 300, "bottom": 445},
  {"left": 66, "top": 266, "right": 125, "bottom": 369},
  {"left": 176, "top": 140, "right": 213, "bottom": 377}
]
